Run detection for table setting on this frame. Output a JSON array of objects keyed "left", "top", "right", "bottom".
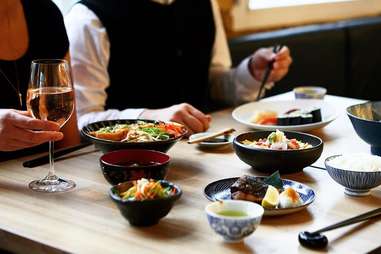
[{"left": 0, "top": 87, "right": 380, "bottom": 254}]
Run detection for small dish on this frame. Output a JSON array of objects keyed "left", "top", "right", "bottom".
[
  {"left": 109, "top": 180, "right": 182, "bottom": 226},
  {"left": 100, "top": 149, "right": 170, "bottom": 185},
  {"left": 188, "top": 132, "right": 233, "bottom": 149},
  {"left": 205, "top": 200, "right": 264, "bottom": 242},
  {"left": 325, "top": 154, "right": 381, "bottom": 196},
  {"left": 294, "top": 86, "right": 327, "bottom": 99},
  {"left": 204, "top": 177, "right": 315, "bottom": 216}
]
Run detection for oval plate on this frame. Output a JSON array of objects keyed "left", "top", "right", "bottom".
[
  {"left": 204, "top": 177, "right": 315, "bottom": 216},
  {"left": 232, "top": 99, "right": 337, "bottom": 131}
]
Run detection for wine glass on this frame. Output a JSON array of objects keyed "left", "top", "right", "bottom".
[{"left": 27, "top": 59, "right": 76, "bottom": 192}]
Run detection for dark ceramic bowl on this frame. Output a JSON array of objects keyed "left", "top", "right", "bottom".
[
  {"left": 109, "top": 180, "right": 182, "bottom": 226},
  {"left": 100, "top": 149, "right": 170, "bottom": 185},
  {"left": 81, "top": 119, "right": 187, "bottom": 153},
  {"left": 233, "top": 131, "right": 323, "bottom": 174},
  {"left": 347, "top": 102, "right": 381, "bottom": 155},
  {"left": 325, "top": 155, "right": 381, "bottom": 196}
]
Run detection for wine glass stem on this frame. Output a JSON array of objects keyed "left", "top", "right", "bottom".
[{"left": 47, "top": 140, "right": 56, "bottom": 178}]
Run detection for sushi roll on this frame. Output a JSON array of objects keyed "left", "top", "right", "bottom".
[
  {"left": 309, "top": 107, "right": 322, "bottom": 122},
  {"left": 300, "top": 113, "right": 313, "bottom": 124},
  {"left": 288, "top": 114, "right": 302, "bottom": 125},
  {"left": 277, "top": 114, "right": 290, "bottom": 125}
]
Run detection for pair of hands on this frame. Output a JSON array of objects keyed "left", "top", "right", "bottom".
[
  {"left": 141, "top": 47, "right": 292, "bottom": 135},
  {"left": 0, "top": 109, "right": 63, "bottom": 152}
]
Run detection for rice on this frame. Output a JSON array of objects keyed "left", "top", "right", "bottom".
[{"left": 328, "top": 153, "right": 381, "bottom": 172}]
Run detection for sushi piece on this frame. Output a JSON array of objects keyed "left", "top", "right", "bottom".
[
  {"left": 309, "top": 107, "right": 322, "bottom": 122},
  {"left": 230, "top": 175, "right": 268, "bottom": 203},
  {"left": 277, "top": 114, "right": 290, "bottom": 125},
  {"left": 300, "top": 113, "right": 313, "bottom": 124},
  {"left": 288, "top": 114, "right": 302, "bottom": 125}
]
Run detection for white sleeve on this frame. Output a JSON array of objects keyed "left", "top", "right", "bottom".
[
  {"left": 208, "top": 0, "right": 272, "bottom": 105},
  {"left": 65, "top": 4, "right": 144, "bottom": 129}
]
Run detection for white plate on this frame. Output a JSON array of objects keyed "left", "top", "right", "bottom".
[
  {"left": 232, "top": 99, "right": 338, "bottom": 131},
  {"left": 188, "top": 132, "right": 233, "bottom": 149}
]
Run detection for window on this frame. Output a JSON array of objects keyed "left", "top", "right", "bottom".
[
  {"left": 231, "top": 0, "right": 381, "bottom": 32},
  {"left": 249, "top": 0, "right": 351, "bottom": 10}
]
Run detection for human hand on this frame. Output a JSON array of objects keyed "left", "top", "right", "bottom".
[
  {"left": 249, "top": 46, "right": 292, "bottom": 83},
  {"left": 140, "top": 103, "right": 211, "bottom": 136},
  {"left": 0, "top": 109, "right": 63, "bottom": 151}
]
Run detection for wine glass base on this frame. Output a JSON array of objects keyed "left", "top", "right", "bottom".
[{"left": 29, "top": 178, "right": 76, "bottom": 193}]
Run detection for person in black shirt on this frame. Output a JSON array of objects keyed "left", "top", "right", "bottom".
[
  {"left": 0, "top": 0, "right": 80, "bottom": 155},
  {"left": 66, "top": 0, "right": 292, "bottom": 135}
]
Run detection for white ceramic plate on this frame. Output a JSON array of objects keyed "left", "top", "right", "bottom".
[
  {"left": 232, "top": 99, "right": 338, "bottom": 131},
  {"left": 188, "top": 132, "right": 233, "bottom": 149}
]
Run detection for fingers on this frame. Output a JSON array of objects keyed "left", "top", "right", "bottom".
[
  {"left": 11, "top": 127, "right": 63, "bottom": 145},
  {"left": 169, "top": 103, "right": 211, "bottom": 135},
  {"left": 274, "top": 46, "right": 290, "bottom": 61},
  {"left": 186, "top": 105, "right": 210, "bottom": 131},
  {"left": 9, "top": 111, "right": 60, "bottom": 131}
]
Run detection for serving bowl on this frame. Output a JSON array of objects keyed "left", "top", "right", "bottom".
[
  {"left": 109, "top": 180, "right": 182, "bottom": 226},
  {"left": 233, "top": 131, "right": 323, "bottom": 174},
  {"left": 325, "top": 155, "right": 381, "bottom": 196},
  {"left": 205, "top": 200, "right": 264, "bottom": 242},
  {"left": 347, "top": 101, "right": 381, "bottom": 155},
  {"left": 81, "top": 119, "right": 187, "bottom": 153},
  {"left": 100, "top": 149, "right": 170, "bottom": 185}
]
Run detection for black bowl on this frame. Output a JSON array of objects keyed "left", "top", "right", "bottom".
[
  {"left": 100, "top": 149, "right": 170, "bottom": 185},
  {"left": 109, "top": 180, "right": 182, "bottom": 226},
  {"left": 233, "top": 131, "right": 323, "bottom": 174},
  {"left": 347, "top": 101, "right": 381, "bottom": 155},
  {"left": 81, "top": 119, "right": 187, "bottom": 153}
]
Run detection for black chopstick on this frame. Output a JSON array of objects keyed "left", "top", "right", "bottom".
[
  {"left": 256, "top": 44, "right": 284, "bottom": 101},
  {"left": 314, "top": 208, "right": 381, "bottom": 234},
  {"left": 309, "top": 165, "right": 327, "bottom": 171},
  {"left": 23, "top": 141, "right": 92, "bottom": 168}
]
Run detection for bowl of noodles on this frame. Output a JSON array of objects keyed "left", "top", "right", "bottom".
[{"left": 81, "top": 119, "right": 187, "bottom": 153}]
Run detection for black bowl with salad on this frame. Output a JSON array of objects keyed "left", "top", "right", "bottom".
[
  {"left": 81, "top": 119, "right": 187, "bottom": 153},
  {"left": 109, "top": 179, "right": 182, "bottom": 226},
  {"left": 233, "top": 130, "right": 323, "bottom": 174}
]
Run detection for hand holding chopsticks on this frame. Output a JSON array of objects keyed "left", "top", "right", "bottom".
[{"left": 256, "top": 45, "right": 284, "bottom": 101}]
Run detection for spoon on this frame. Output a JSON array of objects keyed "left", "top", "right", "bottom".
[{"left": 299, "top": 207, "right": 381, "bottom": 249}]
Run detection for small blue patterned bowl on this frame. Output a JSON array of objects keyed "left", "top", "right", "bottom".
[
  {"left": 205, "top": 200, "right": 264, "bottom": 242},
  {"left": 325, "top": 155, "right": 381, "bottom": 196}
]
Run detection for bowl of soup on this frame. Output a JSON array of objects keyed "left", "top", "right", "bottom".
[{"left": 100, "top": 149, "right": 170, "bottom": 185}]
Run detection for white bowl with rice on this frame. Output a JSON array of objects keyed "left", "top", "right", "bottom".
[{"left": 325, "top": 154, "right": 381, "bottom": 196}]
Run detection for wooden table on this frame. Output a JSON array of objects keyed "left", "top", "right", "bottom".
[{"left": 0, "top": 93, "right": 380, "bottom": 254}]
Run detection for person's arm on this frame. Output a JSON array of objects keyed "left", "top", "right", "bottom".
[
  {"left": 208, "top": 0, "right": 291, "bottom": 105},
  {"left": 64, "top": 4, "right": 144, "bottom": 130}
]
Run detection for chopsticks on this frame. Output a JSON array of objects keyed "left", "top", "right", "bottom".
[
  {"left": 187, "top": 128, "right": 235, "bottom": 144},
  {"left": 23, "top": 141, "right": 93, "bottom": 168},
  {"left": 256, "top": 44, "right": 284, "bottom": 101}
]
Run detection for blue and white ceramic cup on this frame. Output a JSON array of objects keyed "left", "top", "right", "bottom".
[
  {"left": 205, "top": 200, "right": 264, "bottom": 242},
  {"left": 294, "top": 86, "right": 327, "bottom": 99}
]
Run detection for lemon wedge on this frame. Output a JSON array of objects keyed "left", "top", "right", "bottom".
[{"left": 261, "top": 185, "right": 279, "bottom": 209}]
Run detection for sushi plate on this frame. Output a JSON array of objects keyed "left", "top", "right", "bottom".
[
  {"left": 204, "top": 177, "right": 315, "bottom": 216},
  {"left": 232, "top": 99, "right": 338, "bottom": 131}
]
